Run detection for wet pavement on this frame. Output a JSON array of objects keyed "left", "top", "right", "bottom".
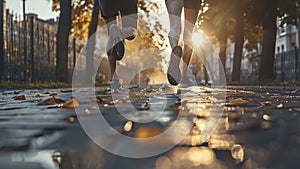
[{"left": 0, "top": 85, "right": 300, "bottom": 169}]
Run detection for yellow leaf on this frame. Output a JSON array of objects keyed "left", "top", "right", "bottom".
[
  {"left": 13, "top": 95, "right": 26, "bottom": 100},
  {"left": 60, "top": 89, "right": 74, "bottom": 93},
  {"left": 228, "top": 98, "right": 248, "bottom": 104},
  {"left": 62, "top": 98, "right": 79, "bottom": 108},
  {"left": 38, "top": 97, "right": 56, "bottom": 105},
  {"left": 50, "top": 92, "right": 58, "bottom": 96},
  {"left": 262, "top": 101, "right": 272, "bottom": 106}
]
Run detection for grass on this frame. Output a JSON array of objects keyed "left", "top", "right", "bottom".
[
  {"left": 0, "top": 81, "right": 72, "bottom": 90},
  {"left": 0, "top": 80, "right": 111, "bottom": 90},
  {"left": 1, "top": 79, "right": 299, "bottom": 90},
  {"left": 228, "top": 80, "right": 300, "bottom": 87}
]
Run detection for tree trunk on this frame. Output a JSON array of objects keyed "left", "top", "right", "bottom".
[
  {"left": 259, "top": 0, "right": 277, "bottom": 81},
  {"left": 56, "top": 0, "right": 72, "bottom": 82},
  {"left": 232, "top": 0, "right": 245, "bottom": 82},
  {"left": 0, "top": 0, "right": 4, "bottom": 80},
  {"left": 86, "top": 0, "right": 99, "bottom": 83}
]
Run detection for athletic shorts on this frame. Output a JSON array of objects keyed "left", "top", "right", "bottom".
[
  {"left": 98, "top": 0, "right": 138, "bottom": 19},
  {"left": 184, "top": 0, "right": 201, "bottom": 10}
]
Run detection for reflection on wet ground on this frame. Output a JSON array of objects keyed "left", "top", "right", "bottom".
[{"left": 0, "top": 86, "right": 300, "bottom": 169}]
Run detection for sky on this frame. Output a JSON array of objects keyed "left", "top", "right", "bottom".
[{"left": 5, "top": 0, "right": 59, "bottom": 20}]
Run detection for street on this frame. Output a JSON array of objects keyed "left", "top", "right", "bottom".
[{"left": 0, "top": 85, "right": 300, "bottom": 169}]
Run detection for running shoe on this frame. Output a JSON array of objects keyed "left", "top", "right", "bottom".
[{"left": 110, "top": 24, "right": 125, "bottom": 60}]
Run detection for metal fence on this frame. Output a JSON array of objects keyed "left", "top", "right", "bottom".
[
  {"left": 2, "top": 10, "right": 81, "bottom": 83},
  {"left": 275, "top": 47, "right": 300, "bottom": 82}
]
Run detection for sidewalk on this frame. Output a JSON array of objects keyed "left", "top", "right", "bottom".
[{"left": 0, "top": 85, "right": 300, "bottom": 169}]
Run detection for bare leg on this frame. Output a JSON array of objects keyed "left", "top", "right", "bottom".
[
  {"left": 166, "top": 0, "right": 184, "bottom": 48},
  {"left": 181, "top": 7, "right": 199, "bottom": 83},
  {"left": 121, "top": 13, "right": 137, "bottom": 40},
  {"left": 105, "top": 17, "right": 118, "bottom": 80},
  {"left": 120, "top": 0, "right": 138, "bottom": 40},
  {"left": 106, "top": 15, "right": 137, "bottom": 80},
  {"left": 165, "top": 0, "right": 184, "bottom": 85}
]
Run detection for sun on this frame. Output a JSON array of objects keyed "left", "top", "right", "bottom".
[{"left": 192, "top": 30, "right": 205, "bottom": 47}]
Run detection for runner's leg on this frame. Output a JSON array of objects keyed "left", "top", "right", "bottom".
[
  {"left": 181, "top": 1, "right": 200, "bottom": 84},
  {"left": 165, "top": 0, "right": 184, "bottom": 85},
  {"left": 98, "top": 0, "right": 119, "bottom": 79},
  {"left": 165, "top": 0, "right": 184, "bottom": 48},
  {"left": 120, "top": 0, "right": 138, "bottom": 40}
]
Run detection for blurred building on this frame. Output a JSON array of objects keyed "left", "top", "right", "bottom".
[
  {"left": 3, "top": 2, "right": 81, "bottom": 82},
  {"left": 275, "top": 17, "right": 300, "bottom": 81},
  {"left": 275, "top": 19, "right": 299, "bottom": 54},
  {"left": 225, "top": 40, "right": 261, "bottom": 81},
  {"left": 4, "top": 10, "right": 58, "bottom": 82},
  {"left": 225, "top": 17, "right": 300, "bottom": 82}
]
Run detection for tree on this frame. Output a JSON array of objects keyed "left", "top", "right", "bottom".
[
  {"left": 86, "top": 0, "right": 99, "bottom": 83},
  {"left": 231, "top": 0, "right": 245, "bottom": 82},
  {"left": 259, "top": 0, "right": 300, "bottom": 81},
  {"left": 70, "top": 0, "right": 94, "bottom": 41},
  {"left": 52, "top": 0, "right": 96, "bottom": 82},
  {"left": 199, "top": 0, "right": 235, "bottom": 79},
  {"left": 52, "top": 0, "right": 95, "bottom": 41},
  {"left": 277, "top": 0, "right": 300, "bottom": 26},
  {"left": 244, "top": 0, "right": 263, "bottom": 51},
  {"left": 258, "top": 0, "right": 277, "bottom": 81},
  {"left": 55, "top": 0, "right": 72, "bottom": 82},
  {"left": 201, "top": 0, "right": 263, "bottom": 82},
  {"left": 0, "top": 0, "right": 3, "bottom": 80}
]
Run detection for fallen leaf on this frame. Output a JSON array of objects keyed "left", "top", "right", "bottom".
[
  {"left": 54, "top": 97, "right": 66, "bottom": 104},
  {"left": 35, "top": 93, "right": 44, "bottom": 97},
  {"left": 262, "top": 101, "right": 272, "bottom": 106},
  {"left": 96, "top": 96, "right": 104, "bottom": 102},
  {"left": 49, "top": 92, "right": 58, "bottom": 96},
  {"left": 291, "top": 89, "right": 300, "bottom": 94},
  {"left": 13, "top": 95, "right": 26, "bottom": 100},
  {"left": 60, "top": 89, "right": 74, "bottom": 93},
  {"left": 62, "top": 98, "right": 79, "bottom": 108},
  {"left": 38, "top": 97, "right": 56, "bottom": 105},
  {"left": 204, "top": 90, "right": 212, "bottom": 93},
  {"left": 90, "top": 96, "right": 103, "bottom": 103},
  {"left": 228, "top": 98, "right": 248, "bottom": 105}
]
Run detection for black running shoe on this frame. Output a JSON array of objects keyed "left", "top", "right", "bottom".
[
  {"left": 110, "top": 24, "right": 125, "bottom": 60},
  {"left": 167, "top": 46, "right": 182, "bottom": 85}
]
